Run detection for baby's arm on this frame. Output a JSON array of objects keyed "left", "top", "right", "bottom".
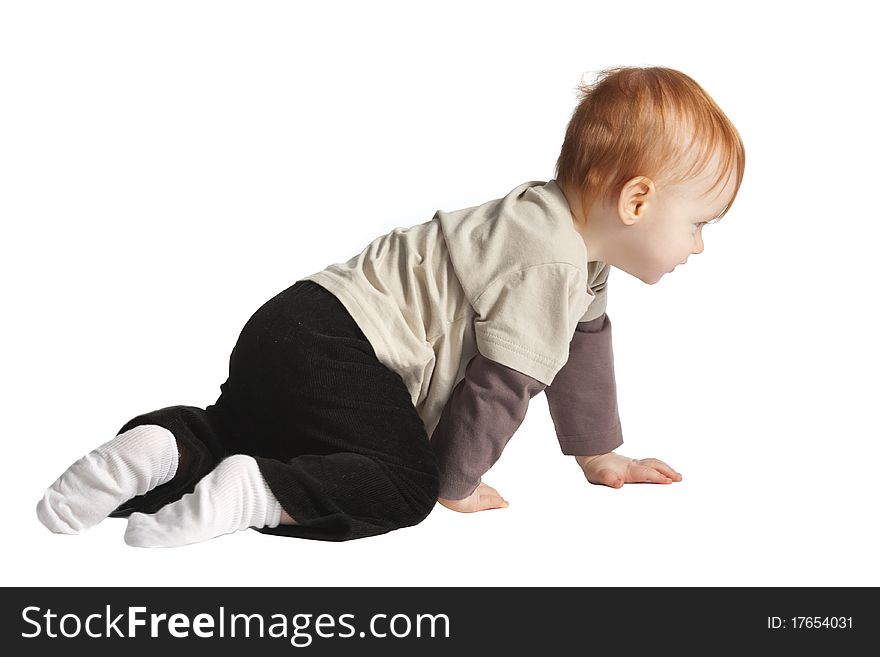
[
  {"left": 544, "top": 313, "right": 623, "bottom": 456},
  {"left": 545, "top": 313, "right": 682, "bottom": 487},
  {"left": 432, "top": 351, "right": 546, "bottom": 512}
]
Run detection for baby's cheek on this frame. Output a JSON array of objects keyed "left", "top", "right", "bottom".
[{"left": 648, "top": 247, "right": 672, "bottom": 274}]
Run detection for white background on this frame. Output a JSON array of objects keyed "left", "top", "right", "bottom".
[{"left": 2, "top": 0, "right": 878, "bottom": 587}]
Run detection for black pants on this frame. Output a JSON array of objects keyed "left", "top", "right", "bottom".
[{"left": 108, "top": 280, "right": 440, "bottom": 542}]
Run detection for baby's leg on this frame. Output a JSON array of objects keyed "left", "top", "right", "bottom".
[
  {"left": 123, "top": 453, "right": 284, "bottom": 548},
  {"left": 122, "top": 445, "right": 438, "bottom": 546},
  {"left": 251, "top": 447, "right": 439, "bottom": 542},
  {"left": 37, "top": 404, "right": 227, "bottom": 534}
]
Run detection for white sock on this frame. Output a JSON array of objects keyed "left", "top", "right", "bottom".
[
  {"left": 123, "top": 454, "right": 283, "bottom": 548},
  {"left": 36, "top": 424, "right": 179, "bottom": 534}
]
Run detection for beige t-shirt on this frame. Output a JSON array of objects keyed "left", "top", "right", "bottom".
[{"left": 297, "top": 179, "right": 610, "bottom": 439}]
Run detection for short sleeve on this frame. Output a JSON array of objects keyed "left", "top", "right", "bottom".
[
  {"left": 579, "top": 262, "right": 611, "bottom": 323},
  {"left": 471, "top": 263, "right": 586, "bottom": 386}
]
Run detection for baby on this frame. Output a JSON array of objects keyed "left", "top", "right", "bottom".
[{"left": 36, "top": 65, "right": 744, "bottom": 546}]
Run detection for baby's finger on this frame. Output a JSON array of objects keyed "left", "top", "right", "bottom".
[
  {"left": 627, "top": 464, "right": 673, "bottom": 484},
  {"left": 479, "top": 492, "right": 509, "bottom": 509},
  {"left": 640, "top": 458, "right": 682, "bottom": 480},
  {"left": 476, "top": 482, "right": 509, "bottom": 509}
]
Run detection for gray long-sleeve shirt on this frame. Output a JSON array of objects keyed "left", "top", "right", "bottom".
[{"left": 432, "top": 312, "right": 623, "bottom": 500}]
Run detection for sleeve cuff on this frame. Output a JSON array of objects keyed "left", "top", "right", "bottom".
[
  {"left": 556, "top": 420, "right": 624, "bottom": 456},
  {"left": 437, "top": 477, "right": 481, "bottom": 501}
]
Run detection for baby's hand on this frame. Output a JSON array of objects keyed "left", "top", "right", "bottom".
[
  {"left": 574, "top": 452, "right": 682, "bottom": 488},
  {"left": 437, "top": 481, "right": 510, "bottom": 513}
]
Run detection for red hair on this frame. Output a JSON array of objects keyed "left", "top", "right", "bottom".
[{"left": 554, "top": 66, "right": 745, "bottom": 224}]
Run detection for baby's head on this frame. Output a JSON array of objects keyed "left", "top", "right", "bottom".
[{"left": 554, "top": 66, "right": 746, "bottom": 284}]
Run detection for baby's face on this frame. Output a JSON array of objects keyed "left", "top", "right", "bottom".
[{"left": 614, "top": 151, "right": 737, "bottom": 284}]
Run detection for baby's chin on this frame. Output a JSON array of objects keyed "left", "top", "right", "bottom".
[
  {"left": 623, "top": 263, "right": 670, "bottom": 285},
  {"left": 638, "top": 270, "right": 667, "bottom": 285},
  {"left": 650, "top": 263, "right": 683, "bottom": 283}
]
